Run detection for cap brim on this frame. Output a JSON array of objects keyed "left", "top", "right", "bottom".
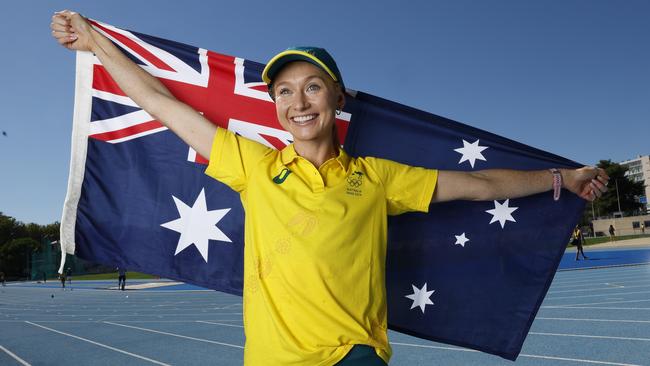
[{"left": 262, "top": 50, "right": 340, "bottom": 85}]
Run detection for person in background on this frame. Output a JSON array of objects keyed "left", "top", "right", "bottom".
[
  {"left": 572, "top": 226, "right": 588, "bottom": 260},
  {"left": 66, "top": 267, "right": 72, "bottom": 286},
  {"left": 117, "top": 267, "right": 127, "bottom": 291},
  {"left": 59, "top": 272, "right": 66, "bottom": 289},
  {"left": 641, "top": 222, "right": 645, "bottom": 235},
  {"left": 609, "top": 224, "right": 616, "bottom": 242}
]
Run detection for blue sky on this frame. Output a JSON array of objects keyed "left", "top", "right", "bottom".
[{"left": 1, "top": 0, "right": 648, "bottom": 224}]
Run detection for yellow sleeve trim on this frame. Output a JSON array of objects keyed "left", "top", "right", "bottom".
[
  {"left": 204, "top": 127, "right": 226, "bottom": 179},
  {"left": 417, "top": 170, "right": 438, "bottom": 213}
]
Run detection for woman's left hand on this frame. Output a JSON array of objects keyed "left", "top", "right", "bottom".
[{"left": 562, "top": 167, "right": 609, "bottom": 201}]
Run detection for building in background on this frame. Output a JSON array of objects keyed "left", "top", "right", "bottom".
[
  {"left": 592, "top": 214, "right": 650, "bottom": 237},
  {"left": 620, "top": 154, "right": 650, "bottom": 213}
]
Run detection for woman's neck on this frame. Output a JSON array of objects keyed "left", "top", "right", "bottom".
[{"left": 293, "top": 139, "right": 338, "bottom": 168}]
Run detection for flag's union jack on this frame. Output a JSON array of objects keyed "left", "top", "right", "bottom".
[{"left": 88, "top": 20, "right": 350, "bottom": 164}]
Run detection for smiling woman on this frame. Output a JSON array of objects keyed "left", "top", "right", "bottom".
[
  {"left": 51, "top": 9, "right": 610, "bottom": 366},
  {"left": 271, "top": 61, "right": 345, "bottom": 166}
]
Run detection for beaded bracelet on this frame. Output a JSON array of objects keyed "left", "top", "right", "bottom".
[{"left": 550, "top": 168, "right": 562, "bottom": 201}]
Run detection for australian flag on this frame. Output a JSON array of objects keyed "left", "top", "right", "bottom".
[{"left": 60, "top": 20, "right": 585, "bottom": 360}]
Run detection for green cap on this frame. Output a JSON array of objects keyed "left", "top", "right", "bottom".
[{"left": 262, "top": 46, "right": 345, "bottom": 96}]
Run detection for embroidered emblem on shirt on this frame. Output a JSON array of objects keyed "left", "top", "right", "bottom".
[
  {"left": 272, "top": 168, "right": 292, "bottom": 184},
  {"left": 346, "top": 171, "right": 364, "bottom": 196}
]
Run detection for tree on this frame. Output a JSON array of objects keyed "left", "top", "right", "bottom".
[
  {"left": 0, "top": 237, "right": 40, "bottom": 278},
  {"left": 0, "top": 213, "right": 61, "bottom": 279},
  {"left": 41, "top": 222, "right": 61, "bottom": 242},
  {"left": 584, "top": 160, "right": 645, "bottom": 220},
  {"left": 0, "top": 212, "right": 21, "bottom": 245}
]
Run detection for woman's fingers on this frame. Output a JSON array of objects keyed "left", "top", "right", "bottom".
[
  {"left": 51, "top": 15, "right": 68, "bottom": 27},
  {"left": 591, "top": 178, "right": 607, "bottom": 193},
  {"left": 51, "top": 13, "right": 72, "bottom": 44},
  {"left": 51, "top": 21, "right": 69, "bottom": 32},
  {"left": 589, "top": 183, "right": 602, "bottom": 198}
]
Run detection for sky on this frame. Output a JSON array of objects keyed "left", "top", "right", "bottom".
[{"left": 1, "top": 0, "right": 648, "bottom": 225}]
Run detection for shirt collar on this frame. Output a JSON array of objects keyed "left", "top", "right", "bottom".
[
  {"left": 280, "top": 144, "right": 300, "bottom": 165},
  {"left": 280, "top": 144, "right": 351, "bottom": 170}
]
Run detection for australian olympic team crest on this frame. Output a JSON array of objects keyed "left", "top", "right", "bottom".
[{"left": 346, "top": 171, "right": 364, "bottom": 196}]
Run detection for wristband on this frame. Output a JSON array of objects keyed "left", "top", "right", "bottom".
[{"left": 550, "top": 168, "right": 562, "bottom": 201}]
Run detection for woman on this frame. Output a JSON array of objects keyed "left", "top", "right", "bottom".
[{"left": 51, "top": 11, "right": 609, "bottom": 365}]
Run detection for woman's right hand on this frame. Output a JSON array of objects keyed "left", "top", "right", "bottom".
[{"left": 51, "top": 10, "right": 95, "bottom": 52}]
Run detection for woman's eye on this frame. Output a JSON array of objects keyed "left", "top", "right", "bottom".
[
  {"left": 307, "top": 84, "right": 321, "bottom": 92},
  {"left": 278, "top": 88, "right": 291, "bottom": 96}
]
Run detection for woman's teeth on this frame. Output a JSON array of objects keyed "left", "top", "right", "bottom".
[{"left": 292, "top": 114, "right": 317, "bottom": 124}]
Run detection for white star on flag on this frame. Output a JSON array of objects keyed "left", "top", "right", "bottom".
[
  {"left": 454, "top": 139, "right": 488, "bottom": 168},
  {"left": 486, "top": 199, "right": 518, "bottom": 228},
  {"left": 160, "top": 188, "right": 232, "bottom": 263},
  {"left": 454, "top": 232, "right": 470, "bottom": 247},
  {"left": 405, "top": 283, "right": 435, "bottom": 314}
]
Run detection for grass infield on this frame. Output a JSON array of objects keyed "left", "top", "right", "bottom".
[{"left": 574, "top": 233, "right": 650, "bottom": 247}]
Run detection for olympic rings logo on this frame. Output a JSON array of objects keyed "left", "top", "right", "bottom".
[{"left": 347, "top": 171, "right": 364, "bottom": 188}]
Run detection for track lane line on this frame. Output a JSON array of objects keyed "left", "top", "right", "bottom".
[
  {"left": 542, "top": 306, "right": 650, "bottom": 310},
  {"left": 389, "top": 342, "right": 640, "bottom": 365},
  {"left": 24, "top": 321, "right": 170, "bottom": 365},
  {"left": 0, "top": 345, "right": 31, "bottom": 366},
  {"left": 103, "top": 321, "right": 243, "bottom": 349},
  {"left": 551, "top": 278, "right": 650, "bottom": 289},
  {"left": 536, "top": 317, "right": 650, "bottom": 324},
  {"left": 544, "top": 289, "right": 650, "bottom": 301},
  {"left": 196, "top": 320, "right": 243, "bottom": 328},
  {"left": 541, "top": 299, "right": 650, "bottom": 308},
  {"left": 548, "top": 284, "right": 650, "bottom": 294},
  {"left": 530, "top": 331, "right": 650, "bottom": 342}
]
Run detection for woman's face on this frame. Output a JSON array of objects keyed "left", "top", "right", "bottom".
[{"left": 272, "top": 61, "right": 344, "bottom": 146}]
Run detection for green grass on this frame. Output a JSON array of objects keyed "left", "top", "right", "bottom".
[
  {"left": 580, "top": 234, "right": 650, "bottom": 246},
  {"left": 69, "top": 272, "right": 159, "bottom": 280}
]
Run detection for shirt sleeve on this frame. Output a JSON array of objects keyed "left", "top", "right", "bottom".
[
  {"left": 204, "top": 128, "right": 272, "bottom": 192},
  {"left": 364, "top": 157, "right": 438, "bottom": 216}
]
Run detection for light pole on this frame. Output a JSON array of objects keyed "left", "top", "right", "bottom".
[
  {"left": 591, "top": 201, "right": 596, "bottom": 237},
  {"left": 615, "top": 179, "right": 622, "bottom": 215}
]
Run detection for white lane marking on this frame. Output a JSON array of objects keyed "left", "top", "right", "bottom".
[
  {"left": 552, "top": 268, "right": 650, "bottom": 284},
  {"left": 0, "top": 312, "right": 244, "bottom": 316},
  {"left": 536, "top": 317, "right": 650, "bottom": 324},
  {"left": 0, "top": 320, "right": 242, "bottom": 323},
  {"left": 551, "top": 276, "right": 650, "bottom": 289},
  {"left": 103, "top": 321, "right": 243, "bottom": 349},
  {"left": 542, "top": 306, "right": 650, "bottom": 310},
  {"left": 542, "top": 299, "right": 650, "bottom": 308},
  {"left": 196, "top": 320, "right": 243, "bottom": 328},
  {"left": 519, "top": 353, "right": 641, "bottom": 366},
  {"left": 530, "top": 331, "right": 650, "bottom": 342},
  {"left": 548, "top": 284, "right": 650, "bottom": 294},
  {"left": 545, "top": 289, "right": 650, "bottom": 301},
  {"left": 390, "top": 342, "right": 640, "bottom": 365},
  {"left": 24, "top": 321, "right": 169, "bottom": 365},
  {"left": 0, "top": 344, "right": 31, "bottom": 366}
]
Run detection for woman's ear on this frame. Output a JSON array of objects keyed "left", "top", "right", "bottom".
[{"left": 337, "top": 91, "right": 346, "bottom": 110}]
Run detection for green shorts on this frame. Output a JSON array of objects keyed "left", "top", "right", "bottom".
[{"left": 335, "top": 345, "right": 387, "bottom": 366}]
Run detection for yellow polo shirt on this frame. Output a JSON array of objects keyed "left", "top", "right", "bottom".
[{"left": 205, "top": 128, "right": 437, "bottom": 365}]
